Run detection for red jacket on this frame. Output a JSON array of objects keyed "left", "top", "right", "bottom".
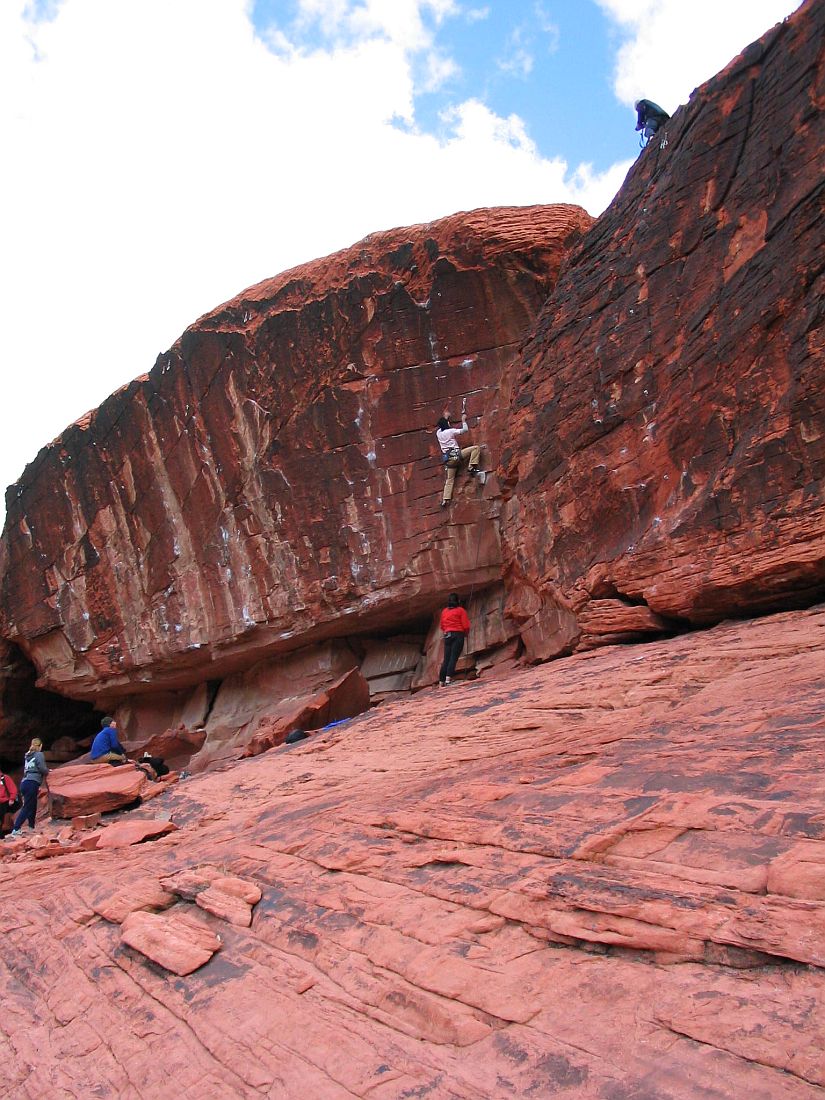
[
  {"left": 0, "top": 772, "right": 18, "bottom": 805},
  {"left": 440, "top": 606, "right": 470, "bottom": 634}
]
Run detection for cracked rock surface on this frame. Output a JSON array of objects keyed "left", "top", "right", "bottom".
[
  {"left": 502, "top": 0, "right": 825, "bottom": 647},
  {"left": 1, "top": 604, "right": 824, "bottom": 1097}
]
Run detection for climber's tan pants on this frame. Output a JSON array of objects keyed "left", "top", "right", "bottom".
[{"left": 442, "top": 445, "right": 481, "bottom": 503}]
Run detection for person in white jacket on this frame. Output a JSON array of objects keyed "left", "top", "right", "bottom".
[{"left": 436, "top": 410, "right": 482, "bottom": 507}]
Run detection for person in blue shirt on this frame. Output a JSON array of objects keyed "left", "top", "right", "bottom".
[{"left": 90, "top": 717, "right": 128, "bottom": 764}]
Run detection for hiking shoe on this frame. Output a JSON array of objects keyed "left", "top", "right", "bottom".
[
  {"left": 9, "top": 829, "right": 22, "bottom": 838},
  {"left": 440, "top": 500, "right": 449, "bottom": 508},
  {"left": 444, "top": 677, "right": 452, "bottom": 685}
]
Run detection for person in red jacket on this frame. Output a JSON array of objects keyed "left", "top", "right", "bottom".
[
  {"left": 439, "top": 592, "right": 471, "bottom": 686},
  {"left": 0, "top": 771, "right": 19, "bottom": 836}
]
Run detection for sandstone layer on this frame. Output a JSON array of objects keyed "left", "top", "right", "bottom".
[
  {"left": 501, "top": 0, "right": 825, "bottom": 654},
  {"left": 0, "top": 206, "right": 589, "bottom": 761},
  {"left": 1, "top": 604, "right": 824, "bottom": 1097},
  {"left": 0, "top": 204, "right": 589, "bottom": 703}
]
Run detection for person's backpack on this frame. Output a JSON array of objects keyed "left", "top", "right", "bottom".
[{"left": 139, "top": 754, "right": 169, "bottom": 778}]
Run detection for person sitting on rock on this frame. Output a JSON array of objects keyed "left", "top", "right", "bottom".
[
  {"left": 8, "top": 738, "right": 49, "bottom": 837},
  {"left": 90, "top": 717, "right": 128, "bottom": 765},
  {"left": 436, "top": 407, "right": 482, "bottom": 508},
  {"left": 635, "top": 99, "right": 670, "bottom": 146}
]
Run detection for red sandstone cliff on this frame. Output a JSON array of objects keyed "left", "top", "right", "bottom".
[
  {"left": 500, "top": 0, "right": 825, "bottom": 655},
  {"left": 0, "top": 0, "right": 823, "bottom": 767},
  {"left": 0, "top": 206, "right": 590, "bottom": 762},
  {"left": 1, "top": 5, "right": 825, "bottom": 1094}
]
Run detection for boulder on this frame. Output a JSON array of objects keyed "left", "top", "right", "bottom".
[
  {"left": 240, "top": 667, "right": 370, "bottom": 760},
  {"left": 194, "top": 876, "right": 262, "bottom": 927},
  {"left": 0, "top": 205, "right": 590, "bottom": 727},
  {"left": 47, "top": 762, "right": 150, "bottom": 819},
  {"left": 95, "top": 818, "right": 177, "bottom": 849},
  {"left": 92, "top": 879, "right": 177, "bottom": 923},
  {"left": 120, "top": 911, "right": 222, "bottom": 976}
]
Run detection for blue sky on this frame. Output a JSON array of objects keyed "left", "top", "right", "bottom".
[
  {"left": 250, "top": 1, "right": 633, "bottom": 171},
  {"left": 0, "top": 0, "right": 804, "bottom": 526}
]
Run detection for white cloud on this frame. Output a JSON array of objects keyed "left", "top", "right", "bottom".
[
  {"left": 497, "top": 28, "right": 534, "bottom": 78},
  {"left": 294, "top": 0, "right": 458, "bottom": 49},
  {"left": 596, "top": 0, "right": 804, "bottom": 109},
  {"left": 533, "top": 3, "right": 560, "bottom": 53},
  {"left": 1, "top": 0, "right": 631, "bottom": 527}
]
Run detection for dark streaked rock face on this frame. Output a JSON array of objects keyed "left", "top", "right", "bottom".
[
  {"left": 500, "top": 0, "right": 825, "bottom": 652},
  {"left": 0, "top": 206, "right": 590, "bottom": 721},
  {"left": 1, "top": 3, "right": 823, "bottom": 771}
]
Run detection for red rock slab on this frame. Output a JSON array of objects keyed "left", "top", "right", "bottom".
[
  {"left": 137, "top": 773, "right": 178, "bottom": 802},
  {"left": 768, "top": 841, "right": 825, "bottom": 901},
  {"left": 71, "top": 813, "right": 101, "bottom": 831},
  {"left": 120, "top": 911, "right": 221, "bottom": 976},
  {"left": 95, "top": 818, "right": 177, "bottom": 849},
  {"left": 195, "top": 884, "right": 255, "bottom": 927},
  {"left": 240, "top": 666, "right": 370, "bottom": 761},
  {"left": 33, "top": 842, "right": 82, "bottom": 860},
  {"left": 47, "top": 762, "right": 148, "bottom": 819},
  {"left": 0, "top": 835, "right": 27, "bottom": 856},
  {"left": 159, "top": 865, "right": 223, "bottom": 901},
  {"left": 211, "top": 876, "right": 262, "bottom": 906},
  {"left": 139, "top": 723, "right": 206, "bottom": 760},
  {"left": 93, "top": 879, "right": 177, "bottom": 923},
  {"left": 3, "top": 604, "right": 825, "bottom": 1094}
]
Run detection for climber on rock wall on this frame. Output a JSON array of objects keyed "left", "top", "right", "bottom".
[
  {"left": 635, "top": 99, "right": 670, "bottom": 146},
  {"left": 436, "top": 399, "right": 484, "bottom": 508}
]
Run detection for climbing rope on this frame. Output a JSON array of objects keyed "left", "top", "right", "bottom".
[{"left": 465, "top": 459, "right": 488, "bottom": 609}]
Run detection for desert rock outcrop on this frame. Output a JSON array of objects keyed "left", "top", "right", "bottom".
[
  {"left": 0, "top": 206, "right": 590, "bottom": 760},
  {"left": 501, "top": 0, "right": 825, "bottom": 654}
]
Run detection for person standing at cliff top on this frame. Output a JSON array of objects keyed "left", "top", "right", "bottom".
[
  {"left": 90, "top": 716, "right": 128, "bottom": 765},
  {"left": 635, "top": 99, "right": 670, "bottom": 146},
  {"left": 8, "top": 737, "right": 49, "bottom": 837},
  {"left": 439, "top": 592, "right": 471, "bottom": 686},
  {"left": 436, "top": 404, "right": 483, "bottom": 508}
]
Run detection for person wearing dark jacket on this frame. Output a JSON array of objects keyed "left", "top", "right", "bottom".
[
  {"left": 90, "top": 717, "right": 127, "bottom": 764},
  {"left": 438, "top": 592, "right": 471, "bottom": 686},
  {"left": 635, "top": 99, "right": 670, "bottom": 145},
  {"left": 9, "top": 738, "right": 49, "bottom": 836}
]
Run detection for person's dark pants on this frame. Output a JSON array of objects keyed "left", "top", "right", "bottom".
[
  {"left": 643, "top": 119, "right": 660, "bottom": 144},
  {"left": 439, "top": 632, "right": 465, "bottom": 684},
  {"left": 13, "top": 779, "right": 40, "bottom": 830}
]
